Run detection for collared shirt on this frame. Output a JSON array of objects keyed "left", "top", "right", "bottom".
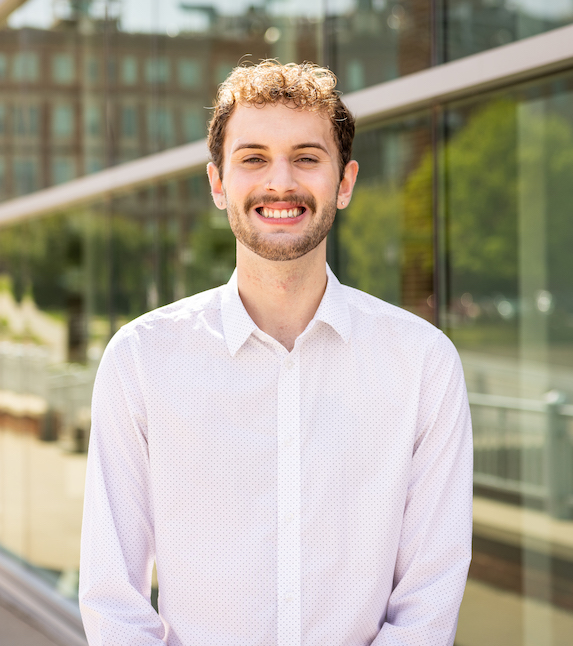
[{"left": 79, "top": 266, "right": 472, "bottom": 646}]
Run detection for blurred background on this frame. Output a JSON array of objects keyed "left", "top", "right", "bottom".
[{"left": 1, "top": 1, "right": 573, "bottom": 644}]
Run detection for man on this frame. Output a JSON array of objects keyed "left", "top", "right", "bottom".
[{"left": 79, "top": 61, "right": 472, "bottom": 646}]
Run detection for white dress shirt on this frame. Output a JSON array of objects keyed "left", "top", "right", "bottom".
[{"left": 79, "top": 266, "right": 472, "bottom": 646}]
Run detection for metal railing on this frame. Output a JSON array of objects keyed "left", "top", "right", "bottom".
[{"left": 469, "top": 390, "right": 573, "bottom": 519}]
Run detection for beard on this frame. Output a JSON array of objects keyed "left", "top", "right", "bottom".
[{"left": 225, "top": 192, "right": 338, "bottom": 261}]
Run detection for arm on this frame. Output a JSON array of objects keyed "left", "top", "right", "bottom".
[
  {"left": 372, "top": 332, "right": 473, "bottom": 646},
  {"left": 79, "top": 329, "right": 165, "bottom": 645}
]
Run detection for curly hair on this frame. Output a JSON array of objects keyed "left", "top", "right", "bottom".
[{"left": 207, "top": 61, "right": 355, "bottom": 180}]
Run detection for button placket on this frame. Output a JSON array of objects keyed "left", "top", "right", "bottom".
[{"left": 276, "top": 353, "right": 301, "bottom": 646}]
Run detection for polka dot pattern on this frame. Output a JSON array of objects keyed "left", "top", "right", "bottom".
[{"left": 79, "top": 266, "right": 473, "bottom": 646}]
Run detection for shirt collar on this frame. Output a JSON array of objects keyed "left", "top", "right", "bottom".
[{"left": 221, "top": 264, "right": 351, "bottom": 357}]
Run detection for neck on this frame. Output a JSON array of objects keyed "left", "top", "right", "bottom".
[{"left": 236, "top": 241, "right": 328, "bottom": 352}]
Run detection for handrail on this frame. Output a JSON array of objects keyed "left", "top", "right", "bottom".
[{"left": 0, "top": 547, "right": 87, "bottom": 646}]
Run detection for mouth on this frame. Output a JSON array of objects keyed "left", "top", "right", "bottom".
[{"left": 255, "top": 206, "right": 306, "bottom": 219}]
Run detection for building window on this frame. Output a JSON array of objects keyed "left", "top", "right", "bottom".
[
  {"left": 183, "top": 107, "right": 204, "bottom": 142},
  {"left": 107, "top": 59, "right": 117, "bottom": 84},
  {"left": 145, "top": 57, "right": 170, "bottom": 84},
  {"left": 0, "top": 54, "right": 7, "bottom": 79},
  {"left": 52, "top": 157, "right": 76, "bottom": 185},
  {"left": 121, "top": 106, "right": 138, "bottom": 138},
  {"left": 84, "top": 105, "right": 102, "bottom": 137},
  {"left": 12, "top": 52, "right": 39, "bottom": 82},
  {"left": 122, "top": 56, "right": 138, "bottom": 85},
  {"left": 85, "top": 155, "right": 103, "bottom": 174},
  {"left": 215, "top": 63, "right": 233, "bottom": 84},
  {"left": 178, "top": 59, "right": 201, "bottom": 88},
  {"left": 52, "top": 104, "right": 75, "bottom": 138},
  {"left": 13, "top": 105, "right": 40, "bottom": 137},
  {"left": 85, "top": 57, "right": 98, "bottom": 83},
  {"left": 13, "top": 157, "right": 39, "bottom": 195},
  {"left": 347, "top": 60, "right": 366, "bottom": 93},
  {"left": 147, "top": 106, "right": 174, "bottom": 146},
  {"left": 52, "top": 53, "right": 75, "bottom": 84}
]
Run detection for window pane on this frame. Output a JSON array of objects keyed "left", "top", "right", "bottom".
[
  {"left": 443, "top": 0, "right": 573, "bottom": 62},
  {"left": 121, "top": 106, "right": 138, "bottom": 138},
  {"left": 13, "top": 105, "right": 40, "bottom": 137},
  {"left": 84, "top": 105, "right": 102, "bottom": 137},
  {"left": 12, "top": 52, "right": 39, "bottom": 82},
  {"left": 441, "top": 72, "right": 573, "bottom": 646},
  {"left": 337, "top": 113, "right": 434, "bottom": 321},
  {"left": 145, "top": 57, "right": 170, "bottom": 84},
  {"left": 182, "top": 106, "right": 205, "bottom": 142},
  {"left": 52, "top": 104, "right": 75, "bottom": 138},
  {"left": 52, "top": 157, "right": 76, "bottom": 184},
  {"left": 147, "top": 106, "right": 174, "bottom": 148},
  {"left": 178, "top": 59, "right": 201, "bottom": 88},
  {"left": 52, "top": 53, "right": 75, "bottom": 84},
  {"left": 325, "top": 0, "right": 431, "bottom": 91},
  {"left": 13, "top": 157, "right": 39, "bottom": 194},
  {"left": 122, "top": 56, "right": 138, "bottom": 85}
]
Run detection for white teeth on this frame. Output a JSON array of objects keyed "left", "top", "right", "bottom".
[{"left": 261, "top": 207, "right": 303, "bottom": 219}]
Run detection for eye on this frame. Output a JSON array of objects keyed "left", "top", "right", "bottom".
[
  {"left": 243, "top": 156, "right": 266, "bottom": 164},
  {"left": 296, "top": 156, "right": 318, "bottom": 164}
]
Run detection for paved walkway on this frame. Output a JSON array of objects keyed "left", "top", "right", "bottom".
[{"left": 0, "top": 602, "right": 59, "bottom": 646}]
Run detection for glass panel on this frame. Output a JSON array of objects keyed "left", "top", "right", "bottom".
[
  {"left": 12, "top": 52, "right": 40, "bottom": 82},
  {"left": 52, "top": 52, "right": 75, "bottom": 84},
  {"left": 0, "top": 0, "right": 322, "bottom": 198},
  {"left": 442, "top": 0, "right": 573, "bottom": 62},
  {"left": 337, "top": 113, "right": 435, "bottom": 321},
  {"left": 121, "top": 56, "right": 138, "bottom": 86},
  {"left": 325, "top": 0, "right": 432, "bottom": 92},
  {"left": 0, "top": 170, "right": 235, "bottom": 602},
  {"left": 441, "top": 72, "right": 573, "bottom": 645},
  {"left": 52, "top": 104, "right": 75, "bottom": 139},
  {"left": 0, "top": 53, "right": 7, "bottom": 79}
]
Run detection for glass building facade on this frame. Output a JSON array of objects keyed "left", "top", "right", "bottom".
[{"left": 1, "top": 1, "right": 573, "bottom": 643}]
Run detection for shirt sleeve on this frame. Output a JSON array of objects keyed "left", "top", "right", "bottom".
[
  {"left": 79, "top": 328, "right": 166, "bottom": 645},
  {"left": 372, "top": 331, "right": 473, "bottom": 646}
]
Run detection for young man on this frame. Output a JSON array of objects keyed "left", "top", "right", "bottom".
[{"left": 79, "top": 61, "right": 472, "bottom": 646}]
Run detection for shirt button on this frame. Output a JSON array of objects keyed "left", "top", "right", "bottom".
[
  {"left": 284, "top": 593, "right": 294, "bottom": 603},
  {"left": 284, "top": 357, "right": 294, "bottom": 369},
  {"left": 284, "top": 512, "right": 294, "bottom": 523},
  {"left": 283, "top": 435, "right": 294, "bottom": 448}
]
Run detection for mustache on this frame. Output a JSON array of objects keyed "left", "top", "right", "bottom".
[{"left": 244, "top": 194, "right": 317, "bottom": 213}]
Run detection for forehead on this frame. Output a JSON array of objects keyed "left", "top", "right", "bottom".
[{"left": 224, "top": 102, "right": 335, "bottom": 154}]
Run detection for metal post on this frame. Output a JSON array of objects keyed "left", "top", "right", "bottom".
[{"left": 544, "top": 390, "right": 571, "bottom": 519}]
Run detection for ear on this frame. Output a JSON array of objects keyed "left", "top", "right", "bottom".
[
  {"left": 337, "top": 160, "right": 359, "bottom": 209},
  {"left": 207, "top": 162, "right": 226, "bottom": 210}
]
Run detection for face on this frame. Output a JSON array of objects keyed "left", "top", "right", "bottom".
[{"left": 208, "top": 102, "right": 358, "bottom": 262}]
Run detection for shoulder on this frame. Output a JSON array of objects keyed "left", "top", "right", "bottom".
[
  {"left": 106, "top": 285, "right": 224, "bottom": 356},
  {"left": 340, "top": 283, "right": 461, "bottom": 372},
  {"left": 342, "top": 285, "right": 441, "bottom": 342}
]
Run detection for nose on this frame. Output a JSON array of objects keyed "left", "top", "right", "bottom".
[{"left": 264, "top": 157, "right": 298, "bottom": 194}]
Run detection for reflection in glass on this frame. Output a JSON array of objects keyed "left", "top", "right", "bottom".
[
  {"left": 0, "top": 0, "right": 322, "bottom": 197},
  {"left": 0, "top": 170, "right": 236, "bottom": 601},
  {"left": 443, "top": 0, "right": 573, "bottom": 62},
  {"left": 442, "top": 74, "right": 573, "bottom": 646},
  {"left": 337, "top": 113, "right": 434, "bottom": 321}
]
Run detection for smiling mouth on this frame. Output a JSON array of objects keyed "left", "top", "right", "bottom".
[{"left": 256, "top": 206, "right": 306, "bottom": 219}]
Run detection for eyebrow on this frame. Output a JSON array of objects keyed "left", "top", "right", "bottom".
[{"left": 231, "top": 142, "right": 330, "bottom": 155}]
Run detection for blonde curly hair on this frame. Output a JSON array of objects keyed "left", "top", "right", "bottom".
[{"left": 207, "top": 60, "right": 355, "bottom": 180}]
